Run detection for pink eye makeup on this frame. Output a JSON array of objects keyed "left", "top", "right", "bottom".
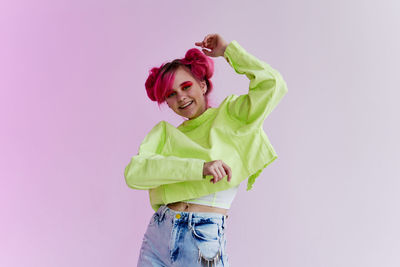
[
  {"left": 166, "top": 81, "right": 193, "bottom": 98},
  {"left": 180, "top": 81, "right": 192, "bottom": 88}
]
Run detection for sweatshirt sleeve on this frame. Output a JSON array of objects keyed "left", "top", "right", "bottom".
[
  {"left": 124, "top": 121, "right": 206, "bottom": 190},
  {"left": 223, "top": 40, "right": 288, "bottom": 127}
]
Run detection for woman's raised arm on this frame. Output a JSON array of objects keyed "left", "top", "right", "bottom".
[{"left": 223, "top": 40, "right": 288, "bottom": 127}]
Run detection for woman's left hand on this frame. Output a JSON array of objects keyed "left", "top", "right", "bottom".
[{"left": 195, "top": 33, "right": 229, "bottom": 58}]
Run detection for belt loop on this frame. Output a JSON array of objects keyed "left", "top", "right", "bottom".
[
  {"left": 159, "top": 205, "right": 167, "bottom": 222},
  {"left": 188, "top": 212, "right": 193, "bottom": 229},
  {"left": 222, "top": 214, "right": 226, "bottom": 228}
]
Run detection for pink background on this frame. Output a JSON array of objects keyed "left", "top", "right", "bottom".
[{"left": 1, "top": 0, "right": 400, "bottom": 266}]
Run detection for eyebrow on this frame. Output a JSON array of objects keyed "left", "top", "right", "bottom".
[
  {"left": 182, "top": 81, "right": 192, "bottom": 86},
  {"left": 170, "top": 81, "right": 192, "bottom": 91}
]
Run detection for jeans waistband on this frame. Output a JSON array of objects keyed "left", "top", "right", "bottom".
[{"left": 157, "top": 205, "right": 227, "bottom": 228}]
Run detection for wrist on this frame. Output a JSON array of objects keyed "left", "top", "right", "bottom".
[{"left": 221, "top": 44, "right": 228, "bottom": 57}]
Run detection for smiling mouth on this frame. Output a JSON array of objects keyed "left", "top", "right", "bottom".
[{"left": 179, "top": 101, "right": 194, "bottom": 109}]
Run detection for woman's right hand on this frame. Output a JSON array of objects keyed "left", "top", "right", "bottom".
[
  {"left": 203, "top": 160, "right": 232, "bottom": 183},
  {"left": 195, "top": 33, "right": 229, "bottom": 58}
]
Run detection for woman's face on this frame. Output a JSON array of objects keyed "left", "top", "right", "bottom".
[{"left": 165, "top": 66, "right": 207, "bottom": 120}]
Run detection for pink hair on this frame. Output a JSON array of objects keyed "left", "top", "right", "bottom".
[{"left": 145, "top": 47, "right": 215, "bottom": 109}]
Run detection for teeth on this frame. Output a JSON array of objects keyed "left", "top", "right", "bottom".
[{"left": 180, "top": 101, "right": 193, "bottom": 108}]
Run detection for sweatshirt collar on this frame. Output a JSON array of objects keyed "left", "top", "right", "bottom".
[{"left": 177, "top": 107, "right": 215, "bottom": 130}]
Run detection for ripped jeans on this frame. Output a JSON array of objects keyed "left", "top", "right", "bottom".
[{"left": 137, "top": 205, "right": 229, "bottom": 267}]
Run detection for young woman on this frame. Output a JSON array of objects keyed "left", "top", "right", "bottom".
[{"left": 124, "top": 33, "right": 288, "bottom": 267}]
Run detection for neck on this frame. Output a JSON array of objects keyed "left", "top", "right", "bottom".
[{"left": 188, "top": 105, "right": 208, "bottom": 120}]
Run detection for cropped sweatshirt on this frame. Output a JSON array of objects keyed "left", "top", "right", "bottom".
[{"left": 124, "top": 40, "right": 288, "bottom": 212}]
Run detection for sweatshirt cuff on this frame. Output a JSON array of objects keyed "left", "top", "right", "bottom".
[
  {"left": 223, "top": 40, "right": 241, "bottom": 66},
  {"left": 186, "top": 159, "right": 206, "bottom": 181}
]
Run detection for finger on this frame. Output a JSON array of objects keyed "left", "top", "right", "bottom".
[
  {"left": 209, "top": 36, "right": 217, "bottom": 47},
  {"left": 205, "top": 34, "right": 212, "bottom": 42},
  {"left": 227, "top": 167, "right": 232, "bottom": 182},
  {"left": 195, "top": 41, "right": 204, "bottom": 47},
  {"left": 210, "top": 170, "right": 218, "bottom": 183},
  {"left": 214, "top": 167, "right": 223, "bottom": 182},
  {"left": 206, "top": 37, "right": 212, "bottom": 46},
  {"left": 219, "top": 166, "right": 227, "bottom": 181},
  {"left": 222, "top": 162, "right": 232, "bottom": 182},
  {"left": 206, "top": 39, "right": 215, "bottom": 49},
  {"left": 203, "top": 36, "right": 209, "bottom": 47},
  {"left": 204, "top": 34, "right": 214, "bottom": 48}
]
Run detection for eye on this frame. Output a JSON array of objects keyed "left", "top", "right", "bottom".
[
  {"left": 183, "top": 85, "right": 191, "bottom": 90},
  {"left": 166, "top": 92, "right": 176, "bottom": 98}
]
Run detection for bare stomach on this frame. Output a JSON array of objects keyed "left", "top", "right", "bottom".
[{"left": 167, "top": 201, "right": 229, "bottom": 216}]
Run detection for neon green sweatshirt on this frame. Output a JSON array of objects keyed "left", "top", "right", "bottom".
[{"left": 124, "top": 40, "right": 288, "bottom": 212}]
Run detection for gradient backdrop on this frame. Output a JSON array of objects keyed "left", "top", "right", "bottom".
[{"left": 1, "top": 0, "right": 400, "bottom": 266}]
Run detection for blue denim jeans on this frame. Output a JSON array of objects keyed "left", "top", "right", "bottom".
[{"left": 137, "top": 205, "right": 230, "bottom": 267}]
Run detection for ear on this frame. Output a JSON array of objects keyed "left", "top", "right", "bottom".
[{"left": 200, "top": 80, "right": 207, "bottom": 95}]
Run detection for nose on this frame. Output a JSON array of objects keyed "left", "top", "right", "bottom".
[{"left": 177, "top": 91, "right": 188, "bottom": 103}]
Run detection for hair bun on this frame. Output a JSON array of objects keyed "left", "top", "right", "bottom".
[
  {"left": 145, "top": 66, "right": 162, "bottom": 101},
  {"left": 181, "top": 48, "right": 204, "bottom": 65},
  {"left": 180, "top": 48, "right": 214, "bottom": 80}
]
